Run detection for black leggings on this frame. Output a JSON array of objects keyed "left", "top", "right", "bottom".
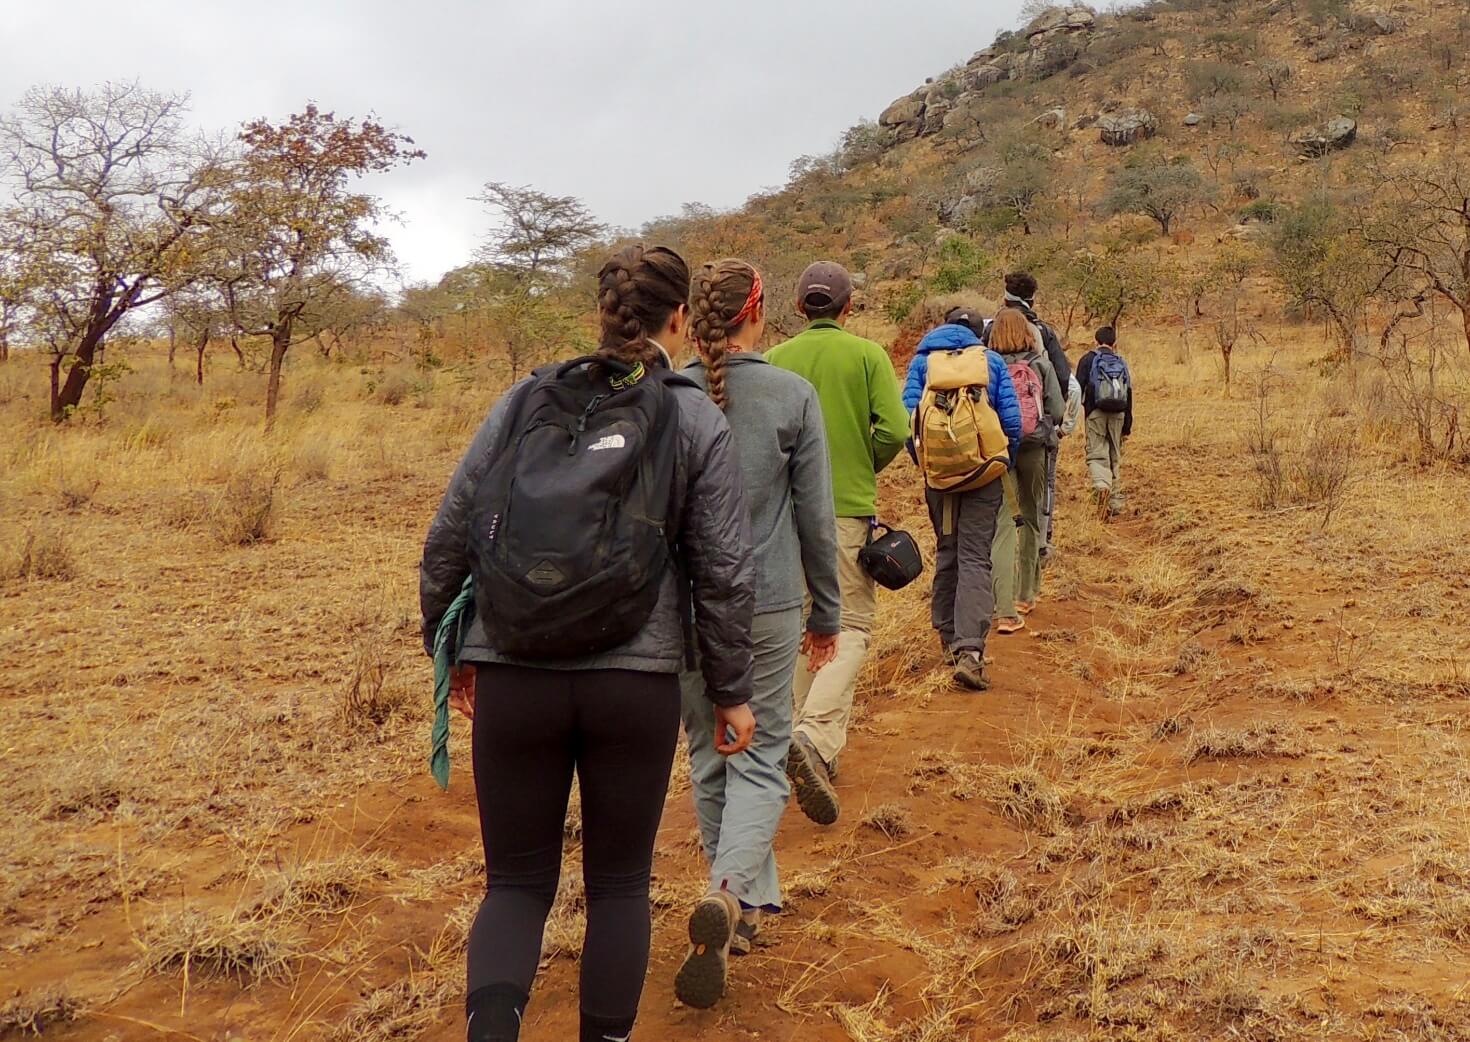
[{"left": 467, "top": 664, "right": 681, "bottom": 1036}]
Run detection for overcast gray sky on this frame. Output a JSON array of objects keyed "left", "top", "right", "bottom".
[{"left": 1, "top": 0, "right": 1027, "bottom": 286}]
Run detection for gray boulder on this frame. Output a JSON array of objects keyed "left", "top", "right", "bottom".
[
  {"left": 1027, "top": 5, "right": 1096, "bottom": 39},
  {"left": 1291, "top": 116, "right": 1357, "bottom": 157},
  {"left": 1184, "top": 112, "right": 1203, "bottom": 127},
  {"left": 1100, "top": 109, "right": 1158, "bottom": 146},
  {"left": 879, "top": 92, "right": 928, "bottom": 142}
]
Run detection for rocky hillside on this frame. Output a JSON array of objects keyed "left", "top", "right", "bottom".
[{"left": 646, "top": 0, "right": 1470, "bottom": 339}]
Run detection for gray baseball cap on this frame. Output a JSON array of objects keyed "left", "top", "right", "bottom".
[{"left": 796, "top": 261, "right": 853, "bottom": 310}]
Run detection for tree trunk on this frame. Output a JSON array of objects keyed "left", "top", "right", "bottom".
[
  {"left": 231, "top": 337, "right": 245, "bottom": 369},
  {"left": 49, "top": 358, "right": 60, "bottom": 416},
  {"left": 264, "top": 323, "right": 292, "bottom": 430},
  {"left": 167, "top": 323, "right": 177, "bottom": 371},
  {"left": 1222, "top": 347, "right": 1233, "bottom": 389},
  {"left": 0, "top": 333, "right": 8, "bottom": 363},
  {"left": 195, "top": 329, "right": 210, "bottom": 387},
  {"left": 52, "top": 330, "right": 104, "bottom": 421}
]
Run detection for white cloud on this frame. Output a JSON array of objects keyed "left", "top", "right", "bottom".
[{"left": 0, "top": 0, "right": 1027, "bottom": 284}]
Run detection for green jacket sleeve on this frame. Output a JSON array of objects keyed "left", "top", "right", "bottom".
[{"left": 867, "top": 344, "right": 909, "bottom": 474}]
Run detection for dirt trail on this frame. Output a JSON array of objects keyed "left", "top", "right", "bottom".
[{"left": 13, "top": 386, "right": 1470, "bottom": 1040}]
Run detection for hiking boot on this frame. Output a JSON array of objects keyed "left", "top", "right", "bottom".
[
  {"left": 730, "top": 907, "right": 762, "bottom": 957},
  {"left": 786, "top": 733, "right": 839, "bottom": 826},
  {"left": 995, "top": 617, "right": 1026, "bottom": 636},
  {"left": 675, "top": 890, "right": 740, "bottom": 1009},
  {"left": 953, "top": 651, "right": 991, "bottom": 692}
]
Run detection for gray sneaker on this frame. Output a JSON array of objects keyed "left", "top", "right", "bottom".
[
  {"left": 953, "top": 651, "right": 991, "bottom": 692},
  {"left": 730, "top": 907, "right": 762, "bottom": 957},
  {"left": 786, "top": 734, "right": 840, "bottom": 825}
]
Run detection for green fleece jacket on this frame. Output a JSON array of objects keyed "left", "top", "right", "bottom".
[{"left": 767, "top": 320, "right": 908, "bottom": 518}]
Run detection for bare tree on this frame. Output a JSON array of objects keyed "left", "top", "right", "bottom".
[
  {"left": 216, "top": 104, "right": 424, "bottom": 426},
  {"left": 1260, "top": 61, "right": 1294, "bottom": 102},
  {"left": 0, "top": 83, "right": 228, "bottom": 418},
  {"left": 1361, "top": 159, "right": 1470, "bottom": 357},
  {"left": 476, "top": 182, "right": 605, "bottom": 286}
]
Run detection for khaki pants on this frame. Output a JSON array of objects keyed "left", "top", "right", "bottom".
[
  {"left": 1086, "top": 410, "right": 1126, "bottom": 510},
  {"left": 793, "top": 516, "right": 877, "bottom": 766}
]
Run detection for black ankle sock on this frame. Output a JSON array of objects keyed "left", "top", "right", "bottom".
[
  {"left": 579, "top": 1010, "right": 635, "bottom": 1042},
  {"left": 466, "top": 983, "right": 528, "bottom": 1042}
]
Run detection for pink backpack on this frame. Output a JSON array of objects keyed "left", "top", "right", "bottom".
[{"left": 1008, "top": 359, "right": 1044, "bottom": 439}]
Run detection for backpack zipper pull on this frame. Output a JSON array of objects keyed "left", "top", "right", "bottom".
[{"left": 568, "top": 395, "right": 606, "bottom": 455}]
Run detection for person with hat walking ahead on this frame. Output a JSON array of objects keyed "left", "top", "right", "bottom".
[{"left": 767, "top": 261, "right": 907, "bottom": 827}]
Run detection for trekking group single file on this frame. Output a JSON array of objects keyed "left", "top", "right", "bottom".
[{"left": 419, "top": 248, "right": 1136, "bottom": 1041}]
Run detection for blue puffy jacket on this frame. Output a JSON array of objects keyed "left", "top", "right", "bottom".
[{"left": 902, "top": 324, "right": 1024, "bottom": 460}]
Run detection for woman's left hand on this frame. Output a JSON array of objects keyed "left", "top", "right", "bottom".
[
  {"left": 714, "top": 703, "right": 756, "bottom": 756},
  {"left": 449, "top": 665, "right": 477, "bottom": 720}
]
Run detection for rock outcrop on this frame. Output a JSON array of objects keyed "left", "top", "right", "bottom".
[
  {"left": 1291, "top": 116, "right": 1357, "bottom": 157},
  {"left": 878, "top": 5, "right": 1097, "bottom": 143},
  {"left": 1099, "top": 109, "right": 1157, "bottom": 146}
]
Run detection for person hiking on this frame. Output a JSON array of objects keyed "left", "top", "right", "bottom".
[
  {"left": 993, "top": 272, "right": 1073, "bottom": 565},
  {"left": 1076, "top": 325, "right": 1134, "bottom": 520},
  {"left": 673, "top": 259, "right": 842, "bottom": 1010},
  {"left": 419, "top": 244, "right": 757, "bottom": 1042},
  {"left": 767, "top": 261, "right": 907, "bottom": 827},
  {"left": 1041, "top": 368, "right": 1084, "bottom": 562},
  {"left": 988, "top": 306, "right": 1064, "bottom": 635},
  {"left": 903, "top": 312, "right": 1023, "bottom": 690}
]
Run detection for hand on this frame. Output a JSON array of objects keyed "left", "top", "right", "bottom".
[
  {"left": 449, "top": 665, "right": 476, "bottom": 721},
  {"left": 801, "top": 629, "right": 839, "bottom": 673},
  {"left": 714, "top": 703, "right": 756, "bottom": 757}
]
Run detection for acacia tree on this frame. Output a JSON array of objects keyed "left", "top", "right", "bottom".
[
  {"left": 1103, "top": 154, "right": 1210, "bottom": 237},
  {"left": 0, "top": 83, "right": 227, "bottom": 418},
  {"left": 1269, "top": 196, "right": 1386, "bottom": 360},
  {"left": 476, "top": 181, "right": 604, "bottom": 285},
  {"left": 218, "top": 105, "right": 423, "bottom": 425},
  {"left": 1361, "top": 159, "right": 1470, "bottom": 356}
]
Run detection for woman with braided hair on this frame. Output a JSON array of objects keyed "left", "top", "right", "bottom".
[
  {"left": 673, "top": 259, "right": 842, "bottom": 1010},
  {"left": 421, "top": 244, "right": 757, "bottom": 1042}
]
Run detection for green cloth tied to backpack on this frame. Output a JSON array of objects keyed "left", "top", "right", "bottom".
[{"left": 430, "top": 576, "right": 476, "bottom": 791}]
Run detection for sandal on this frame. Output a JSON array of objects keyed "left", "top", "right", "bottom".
[{"left": 995, "top": 617, "right": 1026, "bottom": 635}]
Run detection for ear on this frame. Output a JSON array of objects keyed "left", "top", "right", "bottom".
[{"left": 840, "top": 298, "right": 855, "bottom": 322}]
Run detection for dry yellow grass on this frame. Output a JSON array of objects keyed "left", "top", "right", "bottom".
[{"left": 3, "top": 320, "right": 1470, "bottom": 1041}]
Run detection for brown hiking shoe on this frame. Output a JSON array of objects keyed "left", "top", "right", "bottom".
[
  {"left": 675, "top": 890, "right": 740, "bottom": 1009},
  {"left": 953, "top": 651, "right": 991, "bottom": 691},
  {"left": 786, "top": 733, "right": 839, "bottom": 826}
]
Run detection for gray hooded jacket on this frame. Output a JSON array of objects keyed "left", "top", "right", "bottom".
[
  {"left": 418, "top": 366, "right": 756, "bottom": 707},
  {"left": 682, "top": 353, "right": 841, "bottom": 635}
]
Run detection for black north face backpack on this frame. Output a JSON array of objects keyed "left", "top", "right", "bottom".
[{"left": 468, "top": 355, "right": 694, "bottom": 661}]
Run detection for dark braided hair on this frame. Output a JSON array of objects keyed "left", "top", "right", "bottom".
[
  {"left": 688, "top": 259, "right": 759, "bottom": 412},
  {"left": 596, "top": 244, "right": 691, "bottom": 369}
]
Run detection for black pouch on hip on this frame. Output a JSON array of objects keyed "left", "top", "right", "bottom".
[{"left": 858, "top": 520, "right": 923, "bottom": 591}]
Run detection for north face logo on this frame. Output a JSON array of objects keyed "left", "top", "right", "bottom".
[{"left": 588, "top": 434, "right": 626, "bottom": 452}]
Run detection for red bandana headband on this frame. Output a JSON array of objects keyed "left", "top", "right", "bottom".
[{"left": 728, "top": 268, "right": 763, "bottom": 330}]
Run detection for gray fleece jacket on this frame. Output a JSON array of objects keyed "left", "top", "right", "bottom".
[
  {"left": 682, "top": 353, "right": 841, "bottom": 635},
  {"left": 419, "top": 367, "right": 756, "bottom": 707}
]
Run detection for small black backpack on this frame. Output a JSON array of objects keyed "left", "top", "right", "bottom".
[
  {"left": 468, "top": 355, "right": 694, "bottom": 660},
  {"left": 858, "top": 522, "right": 924, "bottom": 591}
]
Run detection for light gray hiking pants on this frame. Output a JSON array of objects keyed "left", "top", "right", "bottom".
[
  {"left": 926, "top": 482, "right": 1003, "bottom": 656},
  {"left": 680, "top": 606, "right": 801, "bottom": 912},
  {"left": 1086, "top": 410, "right": 1126, "bottom": 509}
]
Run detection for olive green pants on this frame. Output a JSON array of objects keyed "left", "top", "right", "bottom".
[{"left": 992, "top": 443, "right": 1048, "bottom": 617}]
